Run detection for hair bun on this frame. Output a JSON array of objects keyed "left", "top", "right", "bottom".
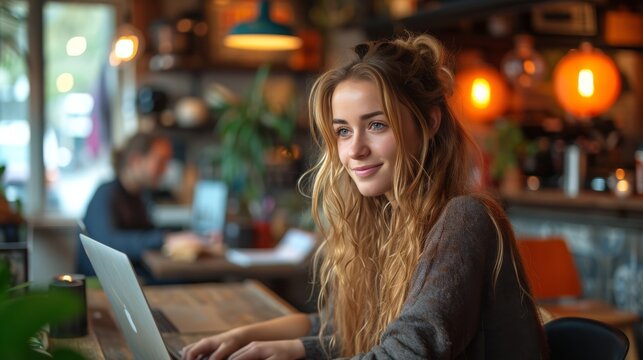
[{"left": 394, "top": 34, "right": 455, "bottom": 97}]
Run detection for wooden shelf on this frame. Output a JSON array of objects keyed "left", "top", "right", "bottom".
[{"left": 357, "top": 0, "right": 643, "bottom": 52}]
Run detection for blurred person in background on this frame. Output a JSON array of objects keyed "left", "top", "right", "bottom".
[{"left": 77, "top": 132, "right": 212, "bottom": 278}]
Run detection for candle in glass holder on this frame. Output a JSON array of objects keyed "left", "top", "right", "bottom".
[
  {"left": 614, "top": 179, "right": 632, "bottom": 198},
  {"left": 610, "top": 168, "right": 633, "bottom": 199},
  {"left": 49, "top": 274, "right": 87, "bottom": 338}
]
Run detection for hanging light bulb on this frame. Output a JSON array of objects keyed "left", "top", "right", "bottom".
[
  {"left": 452, "top": 63, "right": 509, "bottom": 123},
  {"left": 110, "top": 21, "right": 145, "bottom": 66},
  {"left": 501, "top": 35, "right": 546, "bottom": 89},
  {"left": 224, "top": 0, "right": 301, "bottom": 51},
  {"left": 553, "top": 42, "right": 621, "bottom": 119}
]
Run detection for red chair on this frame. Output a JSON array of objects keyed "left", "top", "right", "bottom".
[
  {"left": 517, "top": 237, "right": 583, "bottom": 300},
  {"left": 517, "top": 237, "right": 640, "bottom": 360}
]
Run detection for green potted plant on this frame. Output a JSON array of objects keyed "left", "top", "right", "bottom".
[
  {"left": 486, "top": 119, "right": 532, "bottom": 194},
  {"left": 206, "top": 65, "right": 295, "bottom": 247},
  {"left": 0, "top": 262, "right": 86, "bottom": 359},
  {"left": 210, "top": 65, "right": 295, "bottom": 206}
]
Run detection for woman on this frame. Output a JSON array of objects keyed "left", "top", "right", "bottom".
[{"left": 183, "top": 33, "right": 547, "bottom": 360}]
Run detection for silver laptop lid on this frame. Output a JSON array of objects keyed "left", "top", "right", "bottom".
[
  {"left": 80, "top": 234, "right": 171, "bottom": 360},
  {"left": 191, "top": 180, "right": 228, "bottom": 235}
]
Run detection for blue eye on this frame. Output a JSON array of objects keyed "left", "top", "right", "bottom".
[
  {"left": 335, "top": 127, "right": 350, "bottom": 137},
  {"left": 370, "top": 122, "right": 387, "bottom": 131}
]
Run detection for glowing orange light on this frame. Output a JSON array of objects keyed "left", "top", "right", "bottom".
[
  {"left": 616, "top": 180, "right": 629, "bottom": 193},
  {"left": 471, "top": 78, "right": 491, "bottom": 109},
  {"left": 61, "top": 275, "right": 73, "bottom": 282},
  {"left": 615, "top": 168, "right": 625, "bottom": 180},
  {"left": 114, "top": 35, "right": 139, "bottom": 62},
  {"left": 553, "top": 42, "right": 621, "bottom": 118},
  {"left": 452, "top": 65, "right": 508, "bottom": 123},
  {"left": 523, "top": 60, "right": 536, "bottom": 74}
]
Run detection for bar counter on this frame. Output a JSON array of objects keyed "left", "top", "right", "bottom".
[{"left": 503, "top": 189, "right": 643, "bottom": 315}]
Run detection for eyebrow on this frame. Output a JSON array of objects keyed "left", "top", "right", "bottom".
[{"left": 332, "top": 111, "right": 384, "bottom": 124}]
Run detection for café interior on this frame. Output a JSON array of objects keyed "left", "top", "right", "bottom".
[{"left": 0, "top": 0, "right": 642, "bottom": 358}]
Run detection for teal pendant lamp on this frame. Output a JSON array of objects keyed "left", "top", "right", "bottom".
[{"left": 224, "top": 0, "right": 302, "bottom": 51}]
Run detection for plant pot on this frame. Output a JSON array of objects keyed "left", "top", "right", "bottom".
[{"left": 500, "top": 166, "right": 524, "bottom": 195}]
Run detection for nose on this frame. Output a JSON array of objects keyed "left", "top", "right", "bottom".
[{"left": 348, "top": 132, "right": 369, "bottom": 159}]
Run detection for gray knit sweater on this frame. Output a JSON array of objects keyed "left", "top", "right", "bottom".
[{"left": 300, "top": 196, "right": 547, "bottom": 359}]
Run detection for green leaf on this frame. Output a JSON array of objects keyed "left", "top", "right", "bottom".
[
  {"left": 0, "top": 290, "right": 83, "bottom": 359},
  {"left": 0, "top": 260, "right": 11, "bottom": 298},
  {"left": 247, "top": 64, "right": 270, "bottom": 111},
  {"left": 8, "top": 281, "right": 32, "bottom": 293},
  {"left": 212, "top": 64, "right": 296, "bottom": 204}
]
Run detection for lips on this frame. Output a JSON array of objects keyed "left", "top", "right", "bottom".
[{"left": 352, "top": 164, "right": 382, "bottom": 177}]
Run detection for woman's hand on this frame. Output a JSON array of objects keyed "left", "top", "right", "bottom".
[
  {"left": 181, "top": 314, "right": 311, "bottom": 360},
  {"left": 181, "top": 328, "right": 248, "bottom": 360},
  {"left": 228, "top": 339, "right": 305, "bottom": 360}
]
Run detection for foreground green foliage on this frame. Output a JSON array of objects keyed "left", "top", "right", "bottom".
[{"left": 0, "top": 261, "right": 86, "bottom": 359}]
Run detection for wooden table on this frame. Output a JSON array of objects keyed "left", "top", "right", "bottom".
[
  {"left": 142, "top": 251, "right": 314, "bottom": 311},
  {"left": 142, "top": 250, "right": 309, "bottom": 282},
  {"left": 51, "top": 280, "right": 296, "bottom": 359}
]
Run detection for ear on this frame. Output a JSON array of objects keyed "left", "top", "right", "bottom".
[{"left": 428, "top": 106, "right": 441, "bottom": 135}]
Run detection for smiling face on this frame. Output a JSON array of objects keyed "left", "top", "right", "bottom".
[{"left": 332, "top": 79, "right": 420, "bottom": 198}]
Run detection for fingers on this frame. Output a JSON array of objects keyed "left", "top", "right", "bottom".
[
  {"left": 226, "top": 339, "right": 304, "bottom": 360},
  {"left": 182, "top": 338, "right": 217, "bottom": 360},
  {"left": 210, "top": 341, "right": 239, "bottom": 360},
  {"left": 228, "top": 341, "right": 259, "bottom": 360}
]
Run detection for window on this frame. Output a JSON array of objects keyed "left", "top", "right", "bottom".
[
  {"left": 43, "top": 2, "right": 116, "bottom": 216},
  {"left": 0, "top": 0, "right": 29, "bottom": 205}
]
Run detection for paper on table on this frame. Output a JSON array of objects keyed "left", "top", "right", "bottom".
[{"left": 226, "top": 229, "right": 316, "bottom": 267}]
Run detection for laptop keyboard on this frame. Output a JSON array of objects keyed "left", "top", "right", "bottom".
[{"left": 151, "top": 308, "right": 179, "bottom": 333}]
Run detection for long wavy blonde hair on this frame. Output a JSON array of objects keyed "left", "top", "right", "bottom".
[{"left": 302, "top": 33, "right": 528, "bottom": 357}]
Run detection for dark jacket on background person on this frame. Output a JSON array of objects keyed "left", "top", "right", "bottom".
[{"left": 77, "top": 179, "right": 165, "bottom": 276}]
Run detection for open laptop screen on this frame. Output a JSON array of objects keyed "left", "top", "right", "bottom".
[{"left": 191, "top": 180, "right": 228, "bottom": 235}]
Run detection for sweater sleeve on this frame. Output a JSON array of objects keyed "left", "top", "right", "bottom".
[
  {"left": 82, "top": 183, "right": 165, "bottom": 262},
  {"left": 301, "top": 335, "right": 336, "bottom": 360},
  {"left": 301, "top": 305, "right": 338, "bottom": 358},
  {"left": 343, "top": 196, "right": 495, "bottom": 359}
]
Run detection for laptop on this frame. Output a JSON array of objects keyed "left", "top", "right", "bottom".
[
  {"left": 190, "top": 180, "right": 228, "bottom": 236},
  {"left": 80, "top": 234, "right": 183, "bottom": 359},
  {"left": 151, "top": 180, "right": 228, "bottom": 236}
]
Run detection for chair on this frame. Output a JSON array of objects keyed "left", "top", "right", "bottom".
[
  {"left": 517, "top": 237, "right": 583, "bottom": 300},
  {"left": 545, "top": 317, "right": 629, "bottom": 360},
  {"left": 517, "top": 237, "right": 640, "bottom": 360}
]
